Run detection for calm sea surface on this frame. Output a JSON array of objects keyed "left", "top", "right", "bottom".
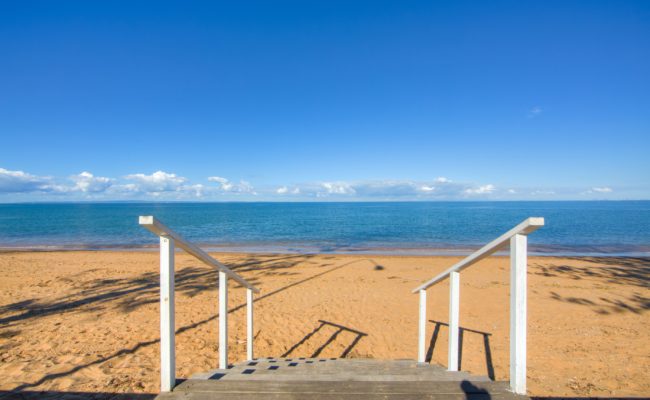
[{"left": 0, "top": 202, "right": 648, "bottom": 256}]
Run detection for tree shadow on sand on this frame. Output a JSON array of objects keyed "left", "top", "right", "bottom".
[
  {"left": 0, "top": 254, "right": 319, "bottom": 326},
  {"left": 549, "top": 291, "right": 649, "bottom": 315},
  {"left": 531, "top": 257, "right": 649, "bottom": 289},
  {"left": 530, "top": 257, "right": 650, "bottom": 315},
  {"left": 2, "top": 256, "right": 378, "bottom": 394}
]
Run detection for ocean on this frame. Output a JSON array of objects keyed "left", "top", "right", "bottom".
[{"left": 0, "top": 201, "right": 648, "bottom": 256}]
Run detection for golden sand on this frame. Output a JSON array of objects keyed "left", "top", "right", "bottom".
[{"left": 0, "top": 251, "right": 648, "bottom": 397}]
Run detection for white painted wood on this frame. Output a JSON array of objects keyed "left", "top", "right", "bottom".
[
  {"left": 159, "top": 237, "right": 175, "bottom": 392},
  {"left": 510, "top": 234, "right": 527, "bottom": 394},
  {"left": 417, "top": 290, "right": 427, "bottom": 363},
  {"left": 246, "top": 288, "right": 254, "bottom": 361},
  {"left": 219, "top": 271, "right": 228, "bottom": 370},
  {"left": 412, "top": 217, "right": 544, "bottom": 292},
  {"left": 140, "top": 216, "right": 259, "bottom": 293},
  {"left": 448, "top": 271, "right": 460, "bottom": 371}
]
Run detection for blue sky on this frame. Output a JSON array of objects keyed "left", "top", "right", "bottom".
[{"left": 0, "top": 0, "right": 648, "bottom": 201}]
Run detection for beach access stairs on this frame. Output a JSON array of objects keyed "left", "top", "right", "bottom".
[
  {"left": 158, "top": 358, "right": 523, "bottom": 399},
  {"left": 139, "top": 216, "right": 543, "bottom": 399}
]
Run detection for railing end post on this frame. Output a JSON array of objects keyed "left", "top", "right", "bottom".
[
  {"left": 219, "top": 271, "right": 229, "bottom": 370},
  {"left": 418, "top": 289, "right": 427, "bottom": 363},
  {"left": 159, "top": 236, "right": 175, "bottom": 392},
  {"left": 448, "top": 271, "right": 460, "bottom": 372},
  {"left": 246, "top": 288, "right": 254, "bottom": 361},
  {"left": 510, "top": 233, "right": 527, "bottom": 395},
  {"left": 139, "top": 215, "right": 154, "bottom": 226}
]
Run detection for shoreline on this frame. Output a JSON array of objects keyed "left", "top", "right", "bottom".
[{"left": 1, "top": 244, "right": 649, "bottom": 258}]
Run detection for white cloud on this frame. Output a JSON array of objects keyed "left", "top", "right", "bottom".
[
  {"left": 186, "top": 184, "right": 205, "bottom": 197},
  {"left": 0, "top": 168, "right": 57, "bottom": 193},
  {"left": 71, "top": 171, "right": 113, "bottom": 193},
  {"left": 279, "top": 179, "right": 501, "bottom": 199},
  {"left": 235, "top": 181, "right": 255, "bottom": 194},
  {"left": 276, "top": 186, "right": 300, "bottom": 195},
  {"left": 283, "top": 179, "right": 502, "bottom": 199},
  {"left": 208, "top": 176, "right": 235, "bottom": 192},
  {"left": 464, "top": 184, "right": 496, "bottom": 195},
  {"left": 592, "top": 186, "right": 613, "bottom": 193},
  {"left": 126, "top": 170, "right": 186, "bottom": 186},
  {"left": 531, "top": 190, "right": 555, "bottom": 196},
  {"left": 352, "top": 181, "right": 419, "bottom": 197},
  {"left": 418, "top": 177, "right": 453, "bottom": 193},
  {"left": 208, "top": 176, "right": 228, "bottom": 184},
  {"left": 528, "top": 106, "right": 543, "bottom": 118},
  {"left": 124, "top": 171, "right": 188, "bottom": 194},
  {"left": 0, "top": 168, "right": 630, "bottom": 201},
  {"left": 208, "top": 176, "right": 256, "bottom": 194},
  {"left": 116, "top": 183, "right": 140, "bottom": 193},
  {"left": 320, "top": 182, "right": 356, "bottom": 195}
]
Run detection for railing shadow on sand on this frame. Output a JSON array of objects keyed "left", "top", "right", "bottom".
[
  {"left": 426, "top": 320, "right": 495, "bottom": 381},
  {"left": 0, "top": 253, "right": 321, "bottom": 327},
  {"left": 281, "top": 319, "right": 368, "bottom": 359}
]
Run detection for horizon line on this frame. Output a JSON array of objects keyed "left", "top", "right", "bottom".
[{"left": 1, "top": 199, "right": 649, "bottom": 205}]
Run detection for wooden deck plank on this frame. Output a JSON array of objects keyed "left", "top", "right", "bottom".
[{"left": 155, "top": 359, "right": 526, "bottom": 400}]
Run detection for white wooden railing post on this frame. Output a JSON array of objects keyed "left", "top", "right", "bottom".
[
  {"left": 140, "top": 216, "right": 260, "bottom": 383},
  {"left": 246, "top": 288, "right": 254, "bottom": 360},
  {"left": 411, "top": 218, "right": 541, "bottom": 391},
  {"left": 510, "top": 233, "right": 527, "bottom": 394},
  {"left": 160, "top": 236, "right": 175, "bottom": 392},
  {"left": 219, "top": 271, "right": 228, "bottom": 369},
  {"left": 417, "top": 289, "right": 427, "bottom": 363},
  {"left": 448, "top": 271, "right": 460, "bottom": 371}
]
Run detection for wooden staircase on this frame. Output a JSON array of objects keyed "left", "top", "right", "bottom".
[
  {"left": 156, "top": 358, "right": 527, "bottom": 399},
  {"left": 141, "top": 217, "right": 542, "bottom": 399}
]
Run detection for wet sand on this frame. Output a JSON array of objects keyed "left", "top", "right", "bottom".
[{"left": 0, "top": 251, "right": 648, "bottom": 398}]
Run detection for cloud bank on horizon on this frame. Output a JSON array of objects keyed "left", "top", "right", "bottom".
[{"left": 0, "top": 167, "right": 623, "bottom": 201}]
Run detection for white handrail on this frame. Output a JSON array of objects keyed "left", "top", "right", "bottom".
[
  {"left": 412, "top": 217, "right": 544, "bottom": 293},
  {"left": 139, "top": 216, "right": 259, "bottom": 392},
  {"left": 413, "top": 217, "right": 544, "bottom": 395},
  {"left": 140, "top": 216, "right": 259, "bottom": 292}
]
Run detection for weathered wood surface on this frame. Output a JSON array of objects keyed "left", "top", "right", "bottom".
[{"left": 156, "top": 358, "right": 526, "bottom": 400}]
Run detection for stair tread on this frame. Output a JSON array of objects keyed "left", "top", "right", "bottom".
[
  {"left": 174, "top": 379, "right": 512, "bottom": 393},
  {"left": 155, "top": 359, "right": 525, "bottom": 399},
  {"left": 191, "top": 358, "right": 486, "bottom": 382}
]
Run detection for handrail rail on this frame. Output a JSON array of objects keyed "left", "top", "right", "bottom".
[
  {"left": 139, "top": 215, "right": 258, "bottom": 392},
  {"left": 411, "top": 217, "right": 544, "bottom": 293},
  {"left": 139, "top": 216, "right": 259, "bottom": 293},
  {"left": 412, "top": 217, "right": 544, "bottom": 395}
]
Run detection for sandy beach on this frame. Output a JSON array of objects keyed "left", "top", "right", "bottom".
[{"left": 0, "top": 251, "right": 648, "bottom": 398}]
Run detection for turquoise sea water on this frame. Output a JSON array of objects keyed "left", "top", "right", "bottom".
[{"left": 0, "top": 201, "right": 648, "bottom": 256}]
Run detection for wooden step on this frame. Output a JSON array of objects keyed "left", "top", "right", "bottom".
[
  {"left": 156, "top": 358, "right": 526, "bottom": 400},
  {"left": 158, "top": 380, "right": 524, "bottom": 399},
  {"left": 190, "top": 358, "right": 488, "bottom": 382}
]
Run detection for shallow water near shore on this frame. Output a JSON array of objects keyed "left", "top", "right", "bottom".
[{"left": 0, "top": 201, "right": 649, "bottom": 256}]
